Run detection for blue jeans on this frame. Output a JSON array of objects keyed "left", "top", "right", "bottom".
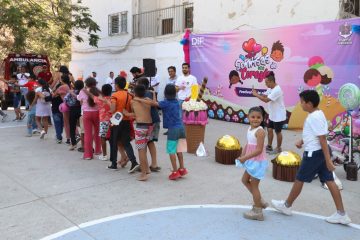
[
  {"left": 53, "top": 112, "right": 63, "bottom": 140},
  {"left": 20, "top": 87, "right": 29, "bottom": 108},
  {"left": 27, "top": 113, "right": 36, "bottom": 135}
]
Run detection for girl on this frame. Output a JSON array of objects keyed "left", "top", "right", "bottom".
[
  {"left": 25, "top": 91, "right": 36, "bottom": 137},
  {"left": 32, "top": 79, "right": 52, "bottom": 139},
  {"left": 235, "top": 106, "right": 268, "bottom": 221},
  {"left": 77, "top": 77, "right": 101, "bottom": 160},
  {"left": 9, "top": 75, "right": 26, "bottom": 121}
]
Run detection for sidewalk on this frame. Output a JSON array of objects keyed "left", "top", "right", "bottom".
[{"left": 0, "top": 110, "right": 359, "bottom": 239}]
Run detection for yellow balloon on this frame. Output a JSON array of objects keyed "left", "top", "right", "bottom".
[
  {"left": 262, "top": 47, "right": 268, "bottom": 56},
  {"left": 191, "top": 84, "right": 199, "bottom": 99},
  {"left": 216, "top": 135, "right": 241, "bottom": 150},
  {"left": 275, "top": 151, "right": 301, "bottom": 166}
]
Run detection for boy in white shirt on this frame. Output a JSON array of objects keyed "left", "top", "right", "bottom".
[{"left": 271, "top": 90, "right": 351, "bottom": 225}]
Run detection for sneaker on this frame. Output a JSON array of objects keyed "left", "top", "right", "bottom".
[
  {"left": 56, "top": 139, "right": 62, "bottom": 144},
  {"left": 32, "top": 129, "right": 40, "bottom": 134},
  {"left": 169, "top": 171, "right": 181, "bottom": 180},
  {"left": 265, "top": 145, "right": 273, "bottom": 153},
  {"left": 107, "top": 165, "right": 118, "bottom": 170},
  {"left": 325, "top": 212, "right": 351, "bottom": 225},
  {"left": 65, "top": 139, "right": 71, "bottom": 145},
  {"left": 77, "top": 147, "right": 84, "bottom": 152},
  {"left": 268, "top": 148, "right": 282, "bottom": 155},
  {"left": 149, "top": 166, "right": 161, "bottom": 172},
  {"left": 178, "top": 168, "right": 188, "bottom": 176},
  {"left": 75, "top": 135, "right": 81, "bottom": 144},
  {"left": 84, "top": 157, "right": 92, "bottom": 160},
  {"left": 99, "top": 155, "right": 108, "bottom": 161},
  {"left": 243, "top": 206, "right": 264, "bottom": 221},
  {"left": 1, "top": 114, "right": 8, "bottom": 122},
  {"left": 271, "top": 200, "right": 292, "bottom": 216},
  {"left": 40, "top": 130, "right": 46, "bottom": 139},
  {"left": 69, "top": 145, "right": 77, "bottom": 151},
  {"left": 128, "top": 163, "right": 140, "bottom": 173}
]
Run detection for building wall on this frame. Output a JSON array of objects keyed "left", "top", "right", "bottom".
[{"left": 70, "top": 0, "right": 339, "bottom": 99}]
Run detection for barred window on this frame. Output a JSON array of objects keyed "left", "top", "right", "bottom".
[{"left": 109, "top": 11, "right": 128, "bottom": 35}]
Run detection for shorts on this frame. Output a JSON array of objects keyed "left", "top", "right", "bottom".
[
  {"left": 296, "top": 149, "right": 334, "bottom": 183},
  {"left": 267, "top": 120, "right": 284, "bottom": 133},
  {"left": 99, "top": 121, "right": 110, "bottom": 138},
  {"left": 135, "top": 123, "right": 153, "bottom": 150},
  {"left": 149, "top": 122, "right": 160, "bottom": 142},
  {"left": 13, "top": 93, "right": 22, "bottom": 108},
  {"left": 166, "top": 127, "right": 186, "bottom": 154},
  {"left": 79, "top": 116, "right": 84, "bottom": 134}
]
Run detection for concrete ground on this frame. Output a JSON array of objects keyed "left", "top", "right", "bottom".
[{"left": 0, "top": 109, "right": 359, "bottom": 240}]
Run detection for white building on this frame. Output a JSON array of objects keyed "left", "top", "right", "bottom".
[{"left": 70, "top": 0, "right": 359, "bottom": 99}]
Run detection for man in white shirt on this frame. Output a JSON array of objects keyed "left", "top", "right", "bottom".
[
  {"left": 271, "top": 90, "right": 351, "bottom": 225},
  {"left": 252, "top": 71, "right": 286, "bottom": 154},
  {"left": 91, "top": 71, "right": 98, "bottom": 82},
  {"left": 149, "top": 68, "right": 160, "bottom": 98},
  {"left": 167, "top": 66, "right": 177, "bottom": 85},
  {"left": 175, "top": 63, "right": 198, "bottom": 101},
  {"left": 17, "top": 66, "right": 30, "bottom": 109},
  {"left": 105, "top": 71, "right": 115, "bottom": 92}
]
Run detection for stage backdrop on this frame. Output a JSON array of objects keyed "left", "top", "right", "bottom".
[{"left": 190, "top": 18, "right": 360, "bottom": 129}]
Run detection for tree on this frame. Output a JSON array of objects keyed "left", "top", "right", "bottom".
[{"left": 0, "top": 0, "right": 100, "bottom": 66}]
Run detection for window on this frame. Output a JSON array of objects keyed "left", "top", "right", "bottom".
[
  {"left": 162, "top": 18, "right": 173, "bottom": 35},
  {"left": 109, "top": 11, "right": 128, "bottom": 35},
  {"left": 185, "top": 6, "right": 193, "bottom": 29},
  {"left": 340, "top": 0, "right": 360, "bottom": 17}
]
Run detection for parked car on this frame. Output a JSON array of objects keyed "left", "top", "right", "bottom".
[{"left": 0, "top": 53, "right": 51, "bottom": 110}]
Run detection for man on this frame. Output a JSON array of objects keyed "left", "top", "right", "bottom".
[
  {"left": 149, "top": 67, "right": 160, "bottom": 99},
  {"left": 252, "top": 71, "right": 286, "bottom": 154},
  {"left": 17, "top": 66, "right": 30, "bottom": 109},
  {"left": 105, "top": 71, "right": 115, "bottom": 92},
  {"left": 91, "top": 71, "right": 98, "bottom": 82},
  {"left": 167, "top": 66, "right": 177, "bottom": 85},
  {"left": 38, "top": 65, "right": 53, "bottom": 85},
  {"left": 129, "top": 67, "right": 143, "bottom": 88}
]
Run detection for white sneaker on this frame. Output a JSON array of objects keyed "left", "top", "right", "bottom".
[
  {"left": 271, "top": 200, "right": 292, "bottom": 216},
  {"left": 325, "top": 212, "right": 351, "bottom": 225},
  {"left": 40, "top": 130, "right": 46, "bottom": 139},
  {"left": 98, "top": 155, "right": 108, "bottom": 161}
]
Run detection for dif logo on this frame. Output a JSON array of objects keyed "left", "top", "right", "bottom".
[{"left": 191, "top": 37, "right": 204, "bottom": 47}]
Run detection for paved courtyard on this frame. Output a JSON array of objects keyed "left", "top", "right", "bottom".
[{"left": 0, "top": 110, "right": 359, "bottom": 240}]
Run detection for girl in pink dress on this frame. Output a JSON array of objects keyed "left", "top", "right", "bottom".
[{"left": 235, "top": 106, "right": 268, "bottom": 221}]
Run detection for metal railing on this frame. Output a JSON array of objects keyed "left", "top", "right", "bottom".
[{"left": 133, "top": 3, "right": 193, "bottom": 38}]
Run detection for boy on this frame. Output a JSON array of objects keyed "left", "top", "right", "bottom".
[
  {"left": 134, "top": 84, "right": 188, "bottom": 180},
  {"left": 124, "top": 84, "right": 153, "bottom": 181},
  {"left": 137, "top": 77, "right": 161, "bottom": 172},
  {"left": 271, "top": 90, "right": 351, "bottom": 225}
]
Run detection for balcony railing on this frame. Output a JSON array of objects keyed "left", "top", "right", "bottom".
[{"left": 133, "top": 3, "right": 193, "bottom": 38}]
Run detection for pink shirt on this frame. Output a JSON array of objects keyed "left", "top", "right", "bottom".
[
  {"left": 77, "top": 89, "right": 99, "bottom": 112},
  {"left": 56, "top": 84, "right": 70, "bottom": 99}
]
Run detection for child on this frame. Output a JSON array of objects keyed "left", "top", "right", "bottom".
[
  {"left": 134, "top": 84, "right": 188, "bottom": 180},
  {"left": 25, "top": 91, "right": 36, "bottom": 137},
  {"left": 137, "top": 77, "right": 161, "bottom": 172},
  {"left": 272, "top": 90, "right": 351, "bottom": 225},
  {"left": 9, "top": 75, "right": 26, "bottom": 121},
  {"left": 235, "top": 106, "right": 268, "bottom": 221},
  {"left": 124, "top": 84, "right": 153, "bottom": 181}
]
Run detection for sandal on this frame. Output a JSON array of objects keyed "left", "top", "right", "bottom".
[{"left": 149, "top": 166, "right": 161, "bottom": 172}]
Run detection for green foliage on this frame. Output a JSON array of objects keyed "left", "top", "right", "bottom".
[{"left": 0, "top": 0, "right": 100, "bottom": 67}]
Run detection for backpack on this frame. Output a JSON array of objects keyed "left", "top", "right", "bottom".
[
  {"left": 64, "top": 92, "right": 78, "bottom": 107},
  {"left": 43, "top": 90, "right": 52, "bottom": 102}
]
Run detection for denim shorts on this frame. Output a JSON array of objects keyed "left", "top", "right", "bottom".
[
  {"left": 13, "top": 93, "right": 22, "bottom": 108},
  {"left": 166, "top": 127, "right": 186, "bottom": 154},
  {"left": 296, "top": 149, "right": 334, "bottom": 183}
]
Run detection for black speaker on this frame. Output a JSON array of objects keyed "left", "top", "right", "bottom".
[{"left": 143, "top": 58, "right": 156, "bottom": 77}]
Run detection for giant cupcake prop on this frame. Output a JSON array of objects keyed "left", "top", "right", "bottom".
[{"left": 182, "top": 77, "right": 209, "bottom": 153}]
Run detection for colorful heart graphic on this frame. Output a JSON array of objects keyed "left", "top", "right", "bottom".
[
  {"left": 253, "top": 43, "right": 262, "bottom": 54},
  {"left": 242, "top": 38, "right": 255, "bottom": 53}
]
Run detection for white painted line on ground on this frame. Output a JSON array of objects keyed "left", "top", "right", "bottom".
[
  {"left": 40, "top": 204, "right": 360, "bottom": 240},
  {"left": 0, "top": 124, "right": 27, "bottom": 129}
]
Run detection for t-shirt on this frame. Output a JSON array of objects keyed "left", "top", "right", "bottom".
[
  {"left": 105, "top": 77, "right": 115, "bottom": 91},
  {"left": 159, "top": 99, "right": 182, "bottom": 129},
  {"left": 144, "top": 91, "right": 160, "bottom": 123},
  {"left": 77, "top": 89, "right": 99, "bottom": 112},
  {"left": 94, "top": 96, "right": 112, "bottom": 122},
  {"left": 167, "top": 76, "right": 177, "bottom": 85},
  {"left": 38, "top": 71, "right": 53, "bottom": 83},
  {"left": 149, "top": 74, "right": 160, "bottom": 92},
  {"left": 111, "top": 90, "right": 132, "bottom": 121},
  {"left": 22, "top": 81, "right": 38, "bottom": 91},
  {"left": 303, "top": 110, "right": 328, "bottom": 152},
  {"left": 265, "top": 85, "right": 286, "bottom": 122},
  {"left": 175, "top": 75, "right": 198, "bottom": 100},
  {"left": 56, "top": 84, "right": 70, "bottom": 99},
  {"left": 17, "top": 73, "right": 30, "bottom": 85}
]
